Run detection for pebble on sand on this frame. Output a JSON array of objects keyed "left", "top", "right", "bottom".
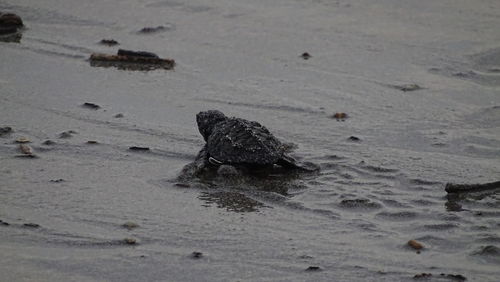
[
  {"left": 15, "top": 137, "right": 30, "bottom": 143},
  {"left": 123, "top": 238, "right": 138, "bottom": 245},
  {"left": 395, "top": 84, "right": 422, "bottom": 92},
  {"left": 138, "top": 26, "right": 167, "bottom": 34},
  {"left": 441, "top": 274, "right": 467, "bottom": 281},
  {"left": 122, "top": 222, "right": 139, "bottom": 230},
  {"left": 42, "top": 140, "right": 56, "bottom": 145},
  {"left": 82, "top": 102, "right": 101, "bottom": 110},
  {"left": 348, "top": 136, "right": 361, "bottom": 142},
  {"left": 0, "top": 13, "right": 24, "bottom": 33},
  {"left": 413, "top": 273, "right": 432, "bottom": 279},
  {"left": 19, "top": 144, "right": 33, "bottom": 155},
  {"left": 407, "top": 239, "right": 424, "bottom": 250},
  {"left": 99, "top": 39, "right": 119, "bottom": 46},
  {"left": 414, "top": 273, "right": 466, "bottom": 281},
  {"left": 59, "top": 130, "right": 77, "bottom": 139},
  {"left": 129, "top": 146, "right": 150, "bottom": 151},
  {"left": 191, "top": 251, "right": 203, "bottom": 259},
  {"left": 300, "top": 52, "right": 312, "bottom": 60},
  {"left": 332, "top": 112, "right": 348, "bottom": 120},
  {"left": 50, "top": 179, "right": 65, "bottom": 183}
]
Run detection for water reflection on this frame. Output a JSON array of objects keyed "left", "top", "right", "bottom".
[
  {"left": 198, "top": 191, "right": 264, "bottom": 213},
  {"left": 191, "top": 165, "right": 316, "bottom": 212}
]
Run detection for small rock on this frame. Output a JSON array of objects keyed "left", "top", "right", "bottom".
[
  {"left": 114, "top": 113, "right": 124, "bottom": 118},
  {"left": 59, "top": 130, "right": 77, "bottom": 139},
  {"left": 0, "top": 220, "right": 10, "bottom": 226},
  {"left": 488, "top": 67, "right": 500, "bottom": 73},
  {"left": 331, "top": 112, "right": 348, "bottom": 120},
  {"left": 0, "top": 126, "right": 12, "bottom": 136},
  {"left": 86, "top": 140, "right": 98, "bottom": 144},
  {"left": 99, "top": 39, "right": 119, "bottom": 46},
  {"left": 50, "top": 179, "right": 65, "bottom": 183},
  {"left": 129, "top": 146, "right": 150, "bottom": 151},
  {"left": 23, "top": 223, "right": 40, "bottom": 228},
  {"left": 408, "top": 239, "right": 424, "bottom": 250},
  {"left": 453, "top": 71, "right": 476, "bottom": 78},
  {"left": 305, "top": 266, "right": 321, "bottom": 271},
  {"left": 396, "top": 84, "right": 422, "bottom": 92},
  {"left": 122, "top": 222, "right": 139, "bottom": 230},
  {"left": 413, "top": 273, "right": 432, "bottom": 279},
  {"left": 300, "top": 52, "right": 312, "bottom": 60},
  {"left": 432, "top": 142, "right": 446, "bottom": 147},
  {"left": 191, "top": 251, "right": 203, "bottom": 259},
  {"left": 82, "top": 102, "right": 101, "bottom": 110},
  {"left": 0, "top": 13, "right": 23, "bottom": 27},
  {"left": 174, "top": 183, "right": 191, "bottom": 188},
  {"left": 445, "top": 274, "right": 467, "bottom": 281},
  {"left": 0, "top": 13, "right": 24, "bottom": 34},
  {"left": 42, "top": 140, "right": 56, "bottom": 145},
  {"left": 123, "top": 238, "right": 137, "bottom": 245},
  {"left": 19, "top": 144, "right": 33, "bottom": 155},
  {"left": 138, "top": 26, "right": 166, "bottom": 34},
  {"left": 348, "top": 136, "right": 361, "bottom": 142},
  {"left": 59, "top": 132, "right": 72, "bottom": 139},
  {"left": 15, "top": 137, "right": 30, "bottom": 143}
]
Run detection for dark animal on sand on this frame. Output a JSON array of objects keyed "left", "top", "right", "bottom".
[{"left": 180, "top": 110, "right": 318, "bottom": 179}]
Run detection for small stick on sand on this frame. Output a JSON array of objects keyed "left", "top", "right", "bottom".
[
  {"left": 445, "top": 180, "right": 500, "bottom": 193},
  {"left": 89, "top": 53, "right": 175, "bottom": 70}
]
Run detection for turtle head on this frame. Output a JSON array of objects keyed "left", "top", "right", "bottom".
[{"left": 196, "top": 110, "right": 227, "bottom": 141}]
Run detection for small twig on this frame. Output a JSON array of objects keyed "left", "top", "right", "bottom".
[{"left": 445, "top": 180, "right": 500, "bottom": 193}]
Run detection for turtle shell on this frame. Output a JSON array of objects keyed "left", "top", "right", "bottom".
[{"left": 206, "top": 117, "right": 285, "bottom": 165}]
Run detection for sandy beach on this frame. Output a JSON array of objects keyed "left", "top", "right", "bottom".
[{"left": 1, "top": 0, "right": 500, "bottom": 281}]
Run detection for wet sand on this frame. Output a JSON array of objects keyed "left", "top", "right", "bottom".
[{"left": 1, "top": 0, "right": 500, "bottom": 281}]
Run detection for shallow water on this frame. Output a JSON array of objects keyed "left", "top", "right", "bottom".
[{"left": 1, "top": 0, "right": 500, "bottom": 281}]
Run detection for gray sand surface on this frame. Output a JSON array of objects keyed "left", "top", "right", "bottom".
[{"left": 1, "top": 0, "right": 500, "bottom": 281}]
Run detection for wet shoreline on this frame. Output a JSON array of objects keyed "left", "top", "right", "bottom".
[{"left": 1, "top": 0, "right": 500, "bottom": 281}]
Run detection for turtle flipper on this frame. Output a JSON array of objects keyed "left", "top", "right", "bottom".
[
  {"left": 177, "top": 145, "right": 210, "bottom": 180},
  {"left": 276, "top": 155, "right": 299, "bottom": 169},
  {"left": 277, "top": 155, "right": 320, "bottom": 172}
]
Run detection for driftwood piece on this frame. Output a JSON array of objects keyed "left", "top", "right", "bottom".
[
  {"left": 89, "top": 53, "right": 175, "bottom": 70},
  {"left": 117, "top": 49, "right": 158, "bottom": 58},
  {"left": 445, "top": 180, "right": 500, "bottom": 193}
]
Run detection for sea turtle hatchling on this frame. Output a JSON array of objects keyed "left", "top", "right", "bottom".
[{"left": 188, "top": 110, "right": 318, "bottom": 175}]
